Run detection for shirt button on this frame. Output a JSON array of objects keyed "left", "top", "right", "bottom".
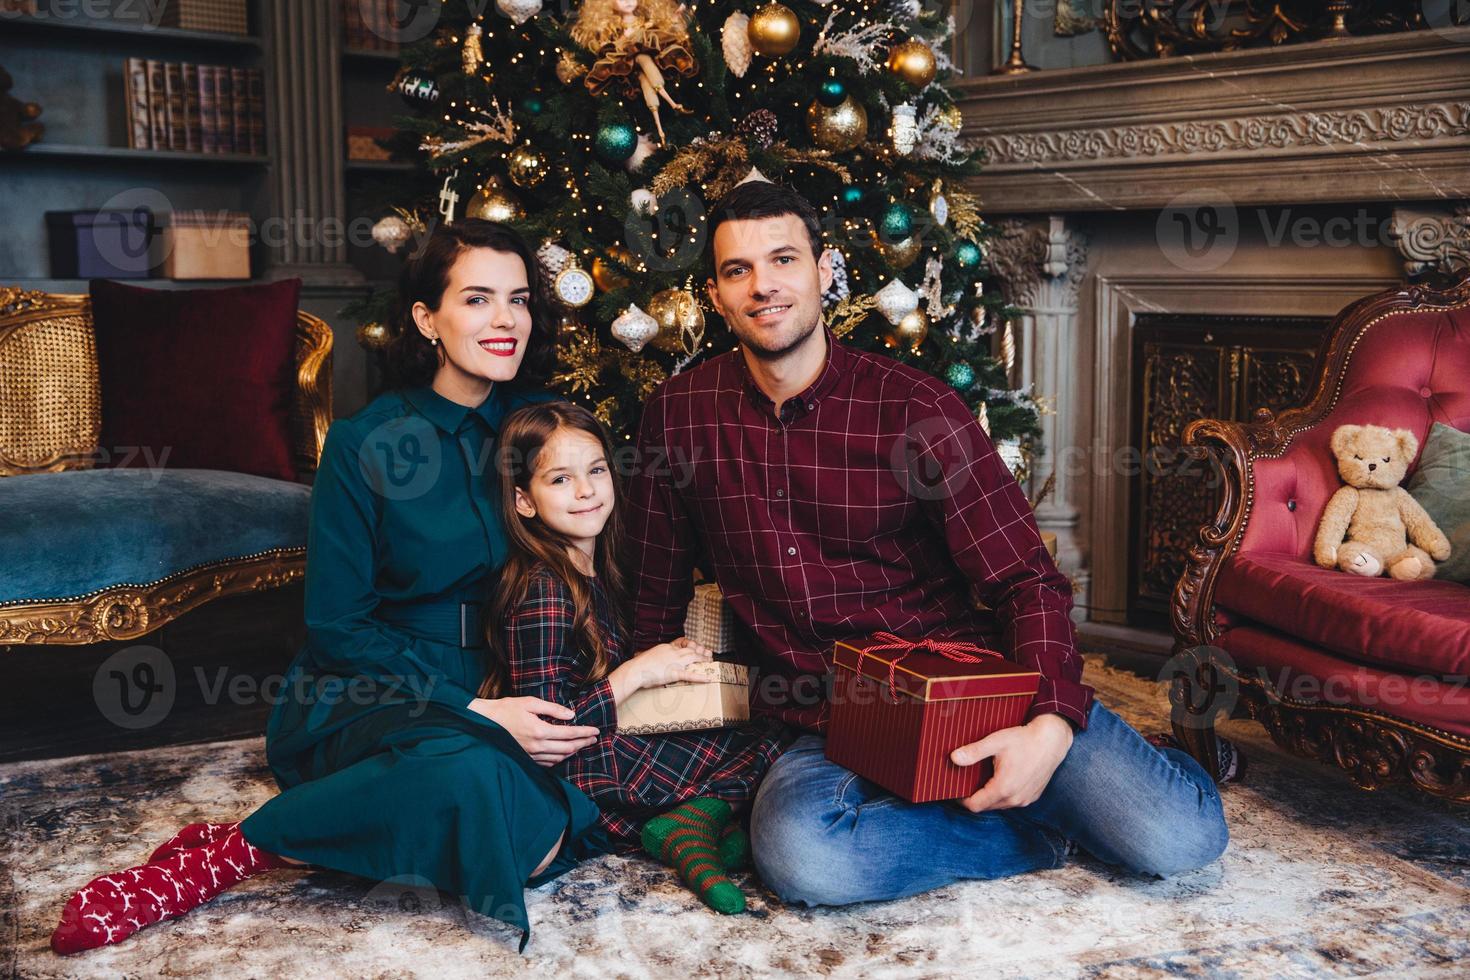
[
  {"left": 776, "top": 489, "right": 785, "bottom": 497},
  {"left": 806, "top": 403, "right": 815, "bottom": 411},
  {"left": 787, "top": 547, "right": 797, "bottom": 556}
]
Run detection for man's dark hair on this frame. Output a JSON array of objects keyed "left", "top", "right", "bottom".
[{"left": 706, "top": 180, "right": 825, "bottom": 276}]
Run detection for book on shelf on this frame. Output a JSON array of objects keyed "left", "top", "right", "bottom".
[
  {"left": 0, "top": 0, "right": 39, "bottom": 13},
  {"left": 163, "top": 62, "right": 188, "bottom": 152},
  {"left": 346, "top": 126, "right": 396, "bottom": 162},
  {"left": 124, "top": 57, "right": 150, "bottom": 150},
  {"left": 120, "top": 60, "right": 266, "bottom": 155},
  {"left": 145, "top": 60, "right": 169, "bottom": 151},
  {"left": 230, "top": 67, "right": 249, "bottom": 157}
]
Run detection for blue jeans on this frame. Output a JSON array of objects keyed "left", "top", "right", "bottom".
[{"left": 749, "top": 700, "right": 1228, "bottom": 906}]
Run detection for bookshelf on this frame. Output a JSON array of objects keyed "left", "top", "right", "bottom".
[{"left": 0, "top": 1, "right": 269, "bottom": 288}]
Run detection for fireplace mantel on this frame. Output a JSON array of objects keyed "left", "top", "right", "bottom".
[{"left": 951, "top": 28, "right": 1470, "bottom": 214}]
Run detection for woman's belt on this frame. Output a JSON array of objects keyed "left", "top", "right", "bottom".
[{"left": 375, "top": 600, "right": 485, "bottom": 649}]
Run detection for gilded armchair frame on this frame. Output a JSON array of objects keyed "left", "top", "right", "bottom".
[
  {"left": 0, "top": 286, "right": 333, "bottom": 645},
  {"left": 1169, "top": 274, "right": 1470, "bottom": 802}
]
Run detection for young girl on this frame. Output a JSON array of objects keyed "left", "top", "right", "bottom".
[{"left": 484, "top": 401, "right": 791, "bottom": 914}]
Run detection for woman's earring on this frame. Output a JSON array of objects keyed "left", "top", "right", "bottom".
[{"left": 430, "top": 336, "right": 439, "bottom": 346}]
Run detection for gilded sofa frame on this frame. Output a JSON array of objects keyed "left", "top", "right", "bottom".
[
  {"left": 1169, "top": 274, "right": 1470, "bottom": 803},
  {"left": 0, "top": 286, "right": 333, "bottom": 645}
]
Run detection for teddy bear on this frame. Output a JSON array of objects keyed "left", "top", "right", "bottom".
[
  {"left": 1313, "top": 423, "right": 1452, "bottom": 580},
  {"left": 0, "top": 65, "right": 45, "bottom": 152}
]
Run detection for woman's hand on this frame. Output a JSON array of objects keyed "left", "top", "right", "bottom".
[
  {"left": 467, "top": 696, "right": 600, "bottom": 766},
  {"left": 607, "top": 636, "right": 713, "bottom": 704}
]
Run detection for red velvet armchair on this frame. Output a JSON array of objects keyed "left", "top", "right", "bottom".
[{"left": 1172, "top": 275, "right": 1470, "bottom": 803}]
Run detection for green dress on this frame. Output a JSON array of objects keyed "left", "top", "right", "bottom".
[{"left": 239, "top": 383, "right": 602, "bottom": 950}]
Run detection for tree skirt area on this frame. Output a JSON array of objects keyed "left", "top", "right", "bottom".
[{"left": 4, "top": 655, "right": 1468, "bottom": 979}]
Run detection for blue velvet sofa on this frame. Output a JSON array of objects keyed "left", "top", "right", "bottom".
[{"left": 0, "top": 287, "right": 332, "bottom": 645}]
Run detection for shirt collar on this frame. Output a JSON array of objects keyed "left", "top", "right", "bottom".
[
  {"left": 402, "top": 383, "right": 504, "bottom": 434},
  {"left": 739, "top": 321, "right": 850, "bottom": 421}
]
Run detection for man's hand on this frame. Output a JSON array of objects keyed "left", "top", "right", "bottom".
[{"left": 951, "top": 713, "right": 1074, "bottom": 812}]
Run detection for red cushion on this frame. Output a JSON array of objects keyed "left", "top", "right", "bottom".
[
  {"left": 1218, "top": 624, "right": 1470, "bottom": 738},
  {"left": 1215, "top": 554, "right": 1470, "bottom": 676},
  {"left": 91, "top": 278, "right": 303, "bottom": 482}
]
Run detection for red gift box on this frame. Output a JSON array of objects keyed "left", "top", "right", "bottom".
[{"left": 825, "top": 633, "right": 1040, "bottom": 804}]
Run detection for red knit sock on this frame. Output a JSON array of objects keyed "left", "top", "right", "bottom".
[
  {"left": 146, "top": 821, "right": 232, "bottom": 865},
  {"left": 51, "top": 824, "right": 286, "bottom": 955}
]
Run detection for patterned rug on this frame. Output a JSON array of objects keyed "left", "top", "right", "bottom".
[{"left": 3, "top": 655, "right": 1468, "bottom": 979}]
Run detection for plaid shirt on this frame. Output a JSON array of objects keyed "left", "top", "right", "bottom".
[
  {"left": 504, "top": 564, "right": 791, "bottom": 849},
  {"left": 626, "top": 325, "right": 1094, "bottom": 733}
]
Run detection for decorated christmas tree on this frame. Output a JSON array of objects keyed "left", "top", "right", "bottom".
[{"left": 352, "top": 0, "right": 1041, "bottom": 455}]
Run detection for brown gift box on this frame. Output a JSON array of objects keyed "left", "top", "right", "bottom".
[
  {"left": 825, "top": 634, "right": 1040, "bottom": 803},
  {"left": 616, "top": 660, "right": 750, "bottom": 735},
  {"left": 160, "top": 210, "right": 251, "bottom": 280}
]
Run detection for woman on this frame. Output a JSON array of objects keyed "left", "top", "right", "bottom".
[{"left": 51, "top": 220, "right": 605, "bottom": 955}]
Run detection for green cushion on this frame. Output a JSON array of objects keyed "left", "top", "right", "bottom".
[
  {"left": 1407, "top": 422, "right": 1470, "bottom": 584},
  {"left": 0, "top": 468, "right": 309, "bottom": 603}
]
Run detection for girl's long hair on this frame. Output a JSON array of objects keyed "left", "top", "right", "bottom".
[{"left": 479, "top": 401, "right": 630, "bottom": 699}]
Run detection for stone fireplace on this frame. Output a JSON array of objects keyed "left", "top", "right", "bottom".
[{"left": 950, "top": 28, "right": 1470, "bottom": 628}]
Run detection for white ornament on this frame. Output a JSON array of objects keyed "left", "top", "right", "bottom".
[
  {"left": 612, "top": 304, "right": 659, "bottom": 353},
  {"left": 371, "top": 215, "right": 411, "bottom": 254},
  {"left": 437, "top": 169, "right": 460, "bottom": 225},
  {"left": 736, "top": 166, "right": 770, "bottom": 186},
  {"left": 625, "top": 133, "right": 656, "bottom": 173},
  {"left": 537, "top": 241, "right": 571, "bottom": 278},
  {"left": 822, "top": 248, "right": 849, "bottom": 307},
  {"left": 874, "top": 278, "right": 920, "bottom": 325},
  {"left": 495, "top": 0, "right": 541, "bottom": 26},
  {"left": 722, "top": 13, "right": 752, "bottom": 78},
  {"left": 891, "top": 103, "right": 918, "bottom": 156},
  {"left": 929, "top": 179, "right": 949, "bottom": 227},
  {"left": 630, "top": 188, "right": 658, "bottom": 215}
]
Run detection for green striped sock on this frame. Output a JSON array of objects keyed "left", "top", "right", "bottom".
[
  {"left": 641, "top": 798, "right": 746, "bottom": 914},
  {"left": 718, "top": 822, "right": 750, "bottom": 871}
]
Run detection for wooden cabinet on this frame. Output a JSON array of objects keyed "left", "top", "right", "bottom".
[{"left": 1127, "top": 314, "right": 1328, "bottom": 627}]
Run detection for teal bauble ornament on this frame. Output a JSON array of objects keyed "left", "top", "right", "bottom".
[
  {"left": 594, "top": 122, "right": 639, "bottom": 163},
  {"left": 879, "top": 203, "right": 914, "bottom": 241},
  {"left": 953, "top": 240, "right": 982, "bottom": 268},
  {"left": 522, "top": 95, "right": 545, "bottom": 116},
  {"left": 841, "top": 186, "right": 865, "bottom": 207},
  {"left": 818, "top": 78, "right": 846, "bottom": 107},
  {"left": 945, "top": 362, "right": 977, "bottom": 390}
]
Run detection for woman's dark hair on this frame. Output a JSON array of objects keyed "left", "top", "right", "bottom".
[
  {"left": 384, "top": 219, "right": 557, "bottom": 388},
  {"left": 706, "top": 180, "right": 825, "bottom": 274},
  {"left": 478, "top": 401, "right": 630, "bottom": 699}
]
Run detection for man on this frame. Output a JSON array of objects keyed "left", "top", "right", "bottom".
[{"left": 625, "top": 180, "right": 1235, "bottom": 906}]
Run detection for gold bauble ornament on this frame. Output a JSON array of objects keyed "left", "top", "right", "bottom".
[
  {"left": 748, "top": 2, "right": 801, "bottom": 56},
  {"left": 591, "top": 247, "right": 634, "bottom": 291},
  {"left": 647, "top": 287, "right": 706, "bottom": 355},
  {"left": 886, "top": 308, "right": 929, "bottom": 350},
  {"left": 556, "top": 49, "right": 587, "bottom": 85},
  {"left": 356, "top": 321, "right": 391, "bottom": 350},
  {"left": 872, "top": 230, "right": 924, "bottom": 269},
  {"left": 506, "top": 143, "right": 548, "bottom": 188},
  {"left": 465, "top": 177, "right": 524, "bottom": 223},
  {"left": 887, "top": 38, "right": 937, "bottom": 88},
  {"left": 805, "top": 96, "right": 867, "bottom": 152}
]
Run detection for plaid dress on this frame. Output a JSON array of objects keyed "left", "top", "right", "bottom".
[{"left": 504, "top": 563, "right": 793, "bottom": 849}]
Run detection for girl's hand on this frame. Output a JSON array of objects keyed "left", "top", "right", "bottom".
[
  {"left": 606, "top": 637, "right": 713, "bottom": 704},
  {"left": 467, "top": 696, "right": 600, "bottom": 766},
  {"left": 634, "top": 637, "right": 715, "bottom": 689}
]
